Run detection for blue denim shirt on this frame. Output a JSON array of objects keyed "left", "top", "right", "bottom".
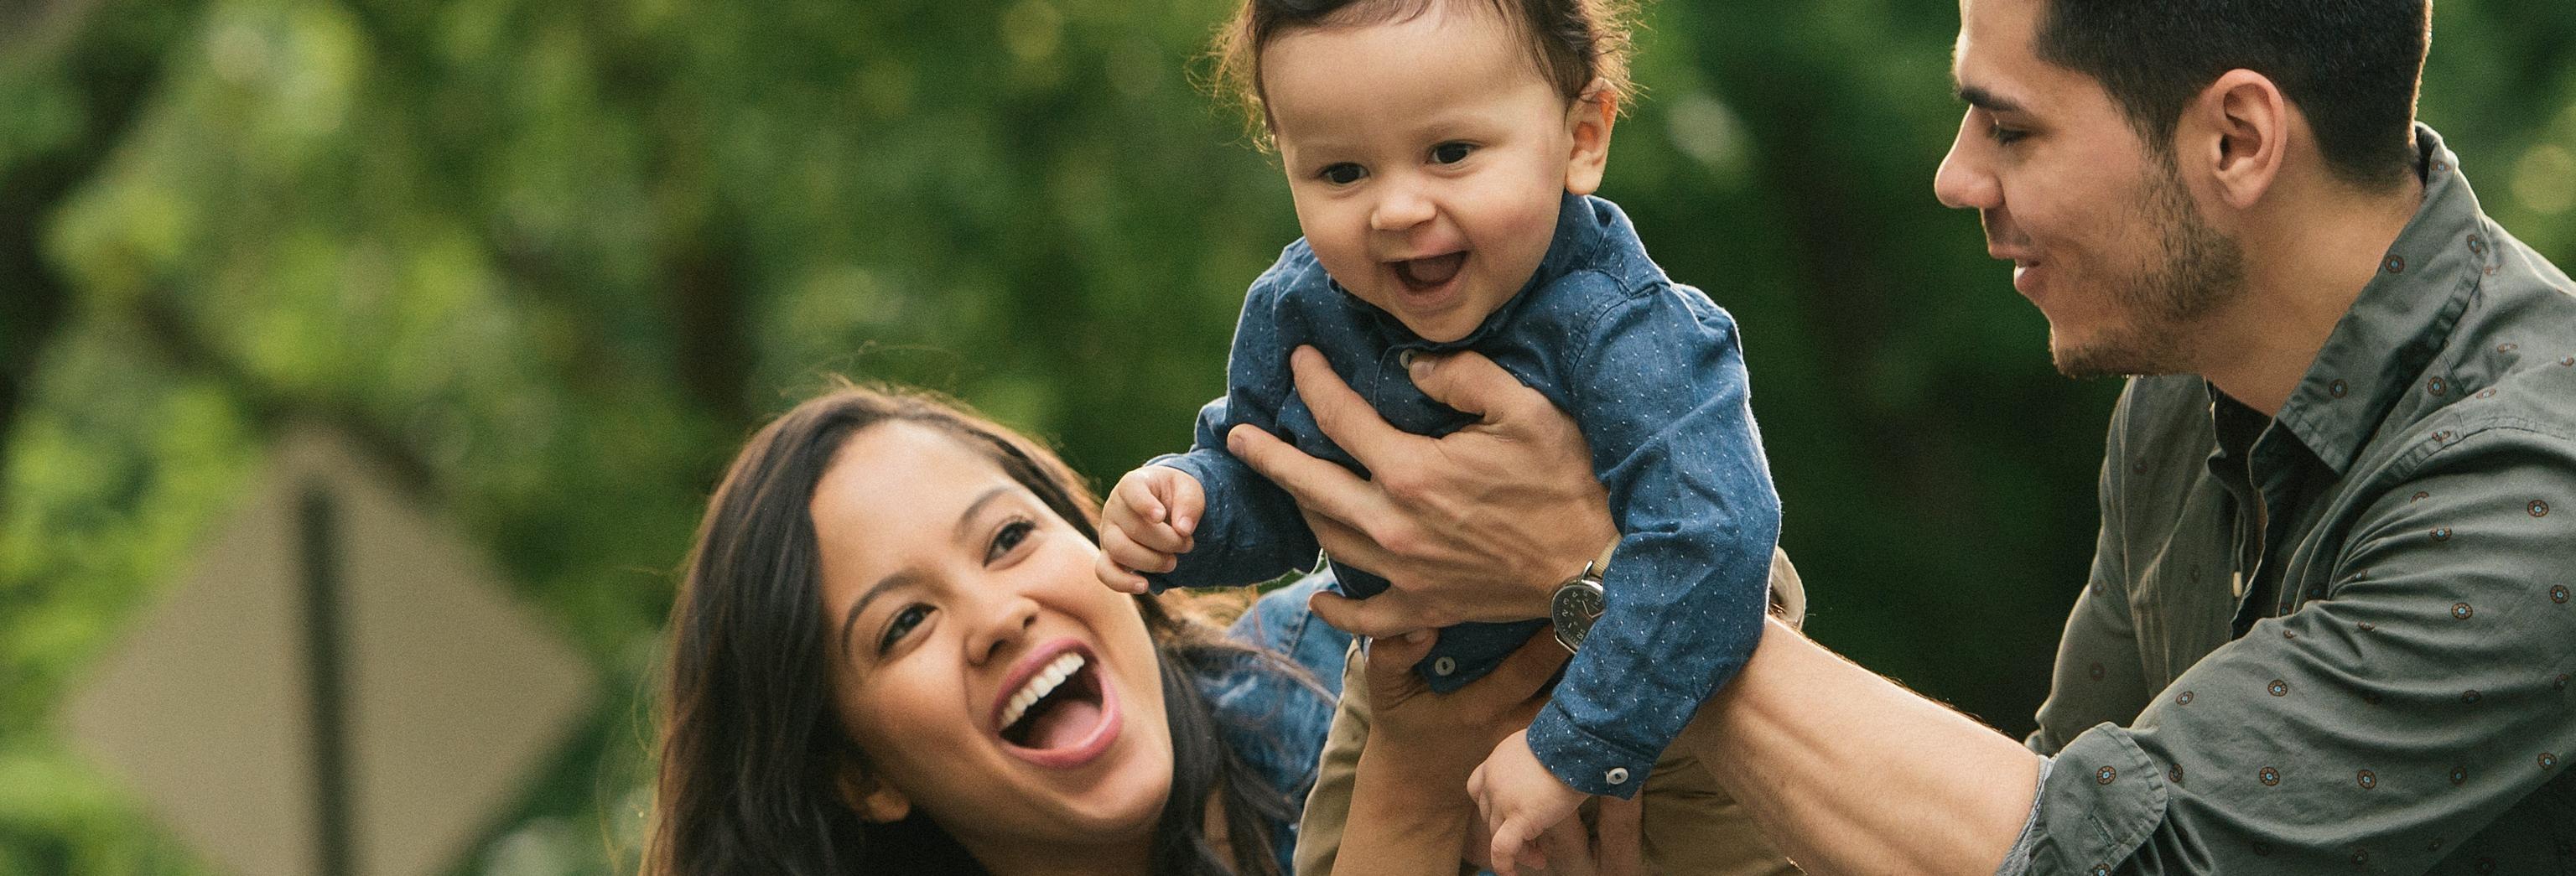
[
  {"left": 1205, "top": 573, "right": 1352, "bottom": 874},
  {"left": 1152, "top": 192, "right": 1782, "bottom": 797}
]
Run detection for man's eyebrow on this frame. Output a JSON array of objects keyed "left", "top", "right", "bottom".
[{"left": 1957, "top": 83, "right": 2025, "bottom": 114}]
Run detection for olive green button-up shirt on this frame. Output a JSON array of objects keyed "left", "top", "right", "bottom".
[{"left": 2023, "top": 126, "right": 2576, "bottom": 875}]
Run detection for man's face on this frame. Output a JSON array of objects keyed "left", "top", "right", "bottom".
[{"left": 1934, "top": 0, "right": 2244, "bottom": 377}]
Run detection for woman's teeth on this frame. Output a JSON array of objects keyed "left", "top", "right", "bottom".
[{"left": 1000, "top": 651, "right": 1085, "bottom": 732}]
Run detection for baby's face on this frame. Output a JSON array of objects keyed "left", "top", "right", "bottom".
[{"left": 1262, "top": 1, "right": 1605, "bottom": 343}]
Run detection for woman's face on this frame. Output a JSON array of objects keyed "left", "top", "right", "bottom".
[{"left": 811, "top": 422, "right": 1173, "bottom": 863}]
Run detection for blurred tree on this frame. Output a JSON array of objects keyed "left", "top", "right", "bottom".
[{"left": 0, "top": 0, "right": 2568, "bottom": 873}]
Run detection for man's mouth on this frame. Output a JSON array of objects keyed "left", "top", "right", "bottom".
[
  {"left": 994, "top": 647, "right": 1114, "bottom": 760},
  {"left": 1392, "top": 252, "right": 1467, "bottom": 292}
]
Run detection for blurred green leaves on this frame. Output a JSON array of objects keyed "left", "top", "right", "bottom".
[{"left": 1, "top": 0, "right": 2570, "bottom": 873}]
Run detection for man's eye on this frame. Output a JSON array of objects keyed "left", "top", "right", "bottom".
[
  {"left": 1319, "top": 163, "right": 1365, "bottom": 185},
  {"left": 987, "top": 519, "right": 1033, "bottom": 562},
  {"left": 879, "top": 605, "right": 930, "bottom": 654},
  {"left": 1988, "top": 123, "right": 2027, "bottom": 145},
  {"left": 1430, "top": 142, "right": 1473, "bottom": 164}
]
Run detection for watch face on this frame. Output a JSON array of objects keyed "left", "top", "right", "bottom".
[{"left": 1551, "top": 583, "right": 1605, "bottom": 650}]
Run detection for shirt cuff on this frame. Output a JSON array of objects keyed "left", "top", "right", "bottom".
[
  {"left": 1993, "top": 755, "right": 2052, "bottom": 876},
  {"left": 2026, "top": 723, "right": 2168, "bottom": 876},
  {"left": 1524, "top": 697, "right": 1657, "bottom": 798}
]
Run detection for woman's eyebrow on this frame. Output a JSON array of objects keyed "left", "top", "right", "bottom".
[
  {"left": 839, "top": 570, "right": 917, "bottom": 659},
  {"left": 835, "top": 485, "right": 1015, "bottom": 658}
]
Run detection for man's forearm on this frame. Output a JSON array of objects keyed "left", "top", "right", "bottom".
[{"left": 1680, "top": 617, "right": 2039, "bottom": 876}]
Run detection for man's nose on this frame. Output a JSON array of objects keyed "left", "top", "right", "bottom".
[{"left": 1935, "top": 114, "right": 2001, "bottom": 210}]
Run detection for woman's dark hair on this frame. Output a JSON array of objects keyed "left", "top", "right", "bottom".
[
  {"left": 2033, "top": 0, "right": 2431, "bottom": 191},
  {"left": 647, "top": 381, "right": 1295, "bottom": 875},
  {"left": 1210, "top": 0, "right": 1637, "bottom": 145}
]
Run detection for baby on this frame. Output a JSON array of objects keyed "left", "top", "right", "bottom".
[{"left": 1095, "top": 0, "right": 1784, "bottom": 871}]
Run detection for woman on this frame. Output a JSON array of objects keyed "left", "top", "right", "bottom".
[{"left": 644, "top": 383, "right": 1574, "bottom": 875}]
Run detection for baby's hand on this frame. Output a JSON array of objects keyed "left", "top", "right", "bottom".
[
  {"left": 1095, "top": 465, "right": 1203, "bottom": 594},
  {"left": 1468, "top": 729, "right": 1592, "bottom": 876}
]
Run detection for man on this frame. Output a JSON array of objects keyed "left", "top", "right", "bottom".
[{"left": 1223, "top": 0, "right": 2576, "bottom": 872}]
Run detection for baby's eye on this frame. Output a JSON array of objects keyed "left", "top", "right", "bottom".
[
  {"left": 880, "top": 604, "right": 931, "bottom": 654},
  {"left": 1318, "top": 163, "right": 1366, "bottom": 185},
  {"left": 1430, "top": 142, "right": 1474, "bottom": 164}
]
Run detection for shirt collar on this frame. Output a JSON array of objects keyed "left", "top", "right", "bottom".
[{"left": 2268, "top": 123, "right": 2490, "bottom": 476}]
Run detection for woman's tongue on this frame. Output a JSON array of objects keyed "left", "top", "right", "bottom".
[
  {"left": 1021, "top": 697, "right": 1104, "bottom": 749},
  {"left": 1395, "top": 252, "right": 1466, "bottom": 291}
]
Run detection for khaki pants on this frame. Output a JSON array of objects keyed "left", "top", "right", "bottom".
[{"left": 1294, "top": 548, "right": 1807, "bottom": 876}]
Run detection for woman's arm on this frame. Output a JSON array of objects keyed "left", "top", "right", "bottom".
[
  {"left": 1333, "top": 629, "right": 1643, "bottom": 876},
  {"left": 1332, "top": 629, "right": 1559, "bottom": 875}
]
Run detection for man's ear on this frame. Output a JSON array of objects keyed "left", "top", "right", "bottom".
[
  {"left": 2184, "top": 68, "right": 2291, "bottom": 210},
  {"left": 1564, "top": 79, "right": 1618, "bottom": 195},
  {"left": 835, "top": 761, "right": 912, "bottom": 824}
]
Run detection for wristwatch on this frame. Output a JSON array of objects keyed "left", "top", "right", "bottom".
[{"left": 1550, "top": 542, "right": 1619, "bottom": 652}]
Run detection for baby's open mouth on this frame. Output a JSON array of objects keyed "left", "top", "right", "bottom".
[
  {"left": 997, "top": 651, "right": 1107, "bottom": 750},
  {"left": 1393, "top": 252, "right": 1466, "bottom": 291}
]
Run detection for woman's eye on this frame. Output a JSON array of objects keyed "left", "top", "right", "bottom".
[
  {"left": 1430, "top": 142, "right": 1473, "bottom": 164},
  {"left": 987, "top": 519, "right": 1033, "bottom": 562},
  {"left": 1318, "top": 163, "right": 1365, "bottom": 185},
  {"left": 879, "top": 604, "right": 930, "bottom": 654}
]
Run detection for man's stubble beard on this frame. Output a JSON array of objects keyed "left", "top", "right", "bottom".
[{"left": 2052, "top": 153, "right": 2248, "bottom": 380}]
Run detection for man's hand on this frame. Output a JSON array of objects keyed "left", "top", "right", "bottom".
[
  {"left": 1469, "top": 729, "right": 1592, "bottom": 876},
  {"left": 1230, "top": 345, "right": 1615, "bottom": 636},
  {"left": 1094, "top": 465, "right": 1202, "bottom": 594}
]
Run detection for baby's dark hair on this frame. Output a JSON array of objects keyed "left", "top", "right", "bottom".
[{"left": 1210, "top": 0, "right": 1637, "bottom": 146}]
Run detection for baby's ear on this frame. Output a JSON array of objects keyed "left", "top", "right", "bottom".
[
  {"left": 835, "top": 759, "right": 913, "bottom": 823},
  {"left": 1564, "top": 79, "right": 1618, "bottom": 195}
]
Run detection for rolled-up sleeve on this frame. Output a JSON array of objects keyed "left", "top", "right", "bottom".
[{"left": 2026, "top": 423, "right": 2576, "bottom": 873}]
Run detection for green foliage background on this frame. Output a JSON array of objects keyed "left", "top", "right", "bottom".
[{"left": 1, "top": 0, "right": 2570, "bottom": 873}]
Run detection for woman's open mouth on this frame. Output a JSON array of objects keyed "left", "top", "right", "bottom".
[{"left": 992, "top": 645, "right": 1120, "bottom": 768}]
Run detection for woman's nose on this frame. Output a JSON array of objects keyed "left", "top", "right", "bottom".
[
  {"left": 1369, "top": 182, "right": 1435, "bottom": 232},
  {"left": 961, "top": 588, "right": 1041, "bottom": 666}
]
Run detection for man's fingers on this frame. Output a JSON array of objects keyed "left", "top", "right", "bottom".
[
  {"left": 1405, "top": 349, "right": 1538, "bottom": 425},
  {"left": 1226, "top": 423, "right": 1390, "bottom": 528},
  {"left": 1301, "top": 511, "right": 1392, "bottom": 573},
  {"left": 1288, "top": 345, "right": 1427, "bottom": 471},
  {"left": 1309, "top": 589, "right": 1431, "bottom": 639}
]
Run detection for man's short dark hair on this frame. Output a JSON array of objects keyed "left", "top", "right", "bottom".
[{"left": 2036, "top": 0, "right": 2432, "bottom": 190}]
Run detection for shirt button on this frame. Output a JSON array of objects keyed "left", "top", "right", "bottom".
[
  {"left": 1432, "top": 656, "right": 1456, "bottom": 676},
  {"left": 1606, "top": 767, "right": 1630, "bottom": 785}
]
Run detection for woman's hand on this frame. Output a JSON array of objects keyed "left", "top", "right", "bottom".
[
  {"left": 1231, "top": 346, "right": 1616, "bottom": 637},
  {"left": 1356, "top": 625, "right": 1567, "bottom": 783},
  {"left": 1334, "top": 627, "right": 1638, "bottom": 876}
]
